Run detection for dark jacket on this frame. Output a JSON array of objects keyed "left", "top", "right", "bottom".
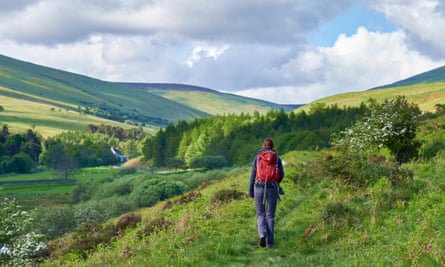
[{"left": 248, "top": 148, "right": 284, "bottom": 198}]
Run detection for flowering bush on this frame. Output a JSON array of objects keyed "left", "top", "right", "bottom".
[
  {"left": 335, "top": 96, "right": 421, "bottom": 163},
  {"left": 0, "top": 198, "right": 47, "bottom": 266}
]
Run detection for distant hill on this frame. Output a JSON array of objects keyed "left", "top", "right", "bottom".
[
  {"left": 116, "top": 82, "right": 293, "bottom": 115},
  {"left": 299, "top": 65, "right": 445, "bottom": 113},
  {"left": 0, "top": 55, "right": 287, "bottom": 136},
  {"left": 372, "top": 65, "right": 445, "bottom": 89}
]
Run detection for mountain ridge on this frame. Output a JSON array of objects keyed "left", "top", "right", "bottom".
[{"left": 0, "top": 54, "right": 286, "bottom": 136}]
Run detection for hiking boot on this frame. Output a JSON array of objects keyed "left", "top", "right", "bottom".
[{"left": 259, "top": 237, "right": 266, "bottom": 247}]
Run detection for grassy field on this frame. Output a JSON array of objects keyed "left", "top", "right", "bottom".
[
  {"left": 39, "top": 149, "right": 445, "bottom": 267},
  {"left": 150, "top": 89, "right": 289, "bottom": 115},
  {"left": 299, "top": 82, "right": 445, "bottom": 113},
  {"left": 0, "top": 167, "right": 123, "bottom": 208},
  {"left": 0, "top": 93, "right": 157, "bottom": 137}
]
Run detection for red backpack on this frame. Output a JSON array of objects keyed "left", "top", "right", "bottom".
[{"left": 256, "top": 150, "right": 280, "bottom": 183}]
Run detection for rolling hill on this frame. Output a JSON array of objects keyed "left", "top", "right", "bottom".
[
  {"left": 116, "top": 82, "right": 290, "bottom": 116},
  {"left": 299, "top": 65, "right": 445, "bottom": 113},
  {"left": 0, "top": 55, "right": 286, "bottom": 136}
]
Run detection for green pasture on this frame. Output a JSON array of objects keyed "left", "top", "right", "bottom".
[
  {"left": 0, "top": 166, "right": 126, "bottom": 208},
  {"left": 300, "top": 82, "right": 445, "bottom": 113},
  {"left": 151, "top": 89, "right": 286, "bottom": 115},
  {"left": 41, "top": 150, "right": 445, "bottom": 267},
  {"left": 0, "top": 92, "right": 153, "bottom": 137}
]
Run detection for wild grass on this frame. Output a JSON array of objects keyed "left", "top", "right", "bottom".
[
  {"left": 152, "top": 90, "right": 287, "bottom": 115},
  {"left": 300, "top": 82, "right": 445, "bottom": 113},
  {"left": 0, "top": 93, "right": 144, "bottom": 137},
  {"left": 0, "top": 167, "right": 123, "bottom": 209},
  {"left": 39, "top": 147, "right": 445, "bottom": 267}
]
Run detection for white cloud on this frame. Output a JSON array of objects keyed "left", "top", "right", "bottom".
[
  {"left": 187, "top": 44, "right": 230, "bottom": 67},
  {"left": 0, "top": 0, "right": 445, "bottom": 105},
  {"left": 369, "top": 0, "right": 445, "bottom": 56},
  {"left": 237, "top": 27, "right": 444, "bottom": 104}
]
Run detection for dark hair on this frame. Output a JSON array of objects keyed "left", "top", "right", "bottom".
[{"left": 262, "top": 138, "right": 274, "bottom": 149}]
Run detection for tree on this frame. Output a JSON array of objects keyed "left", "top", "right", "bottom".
[
  {"left": 336, "top": 96, "right": 421, "bottom": 163},
  {"left": 167, "top": 157, "right": 185, "bottom": 172},
  {"left": 6, "top": 153, "right": 34, "bottom": 173},
  {"left": 0, "top": 198, "right": 47, "bottom": 266},
  {"left": 39, "top": 138, "right": 79, "bottom": 180}
]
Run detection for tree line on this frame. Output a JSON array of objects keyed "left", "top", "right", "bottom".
[
  {"left": 142, "top": 103, "right": 368, "bottom": 168},
  {"left": 0, "top": 124, "right": 147, "bottom": 175}
]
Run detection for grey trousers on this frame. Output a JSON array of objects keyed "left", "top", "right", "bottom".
[{"left": 254, "top": 183, "right": 278, "bottom": 247}]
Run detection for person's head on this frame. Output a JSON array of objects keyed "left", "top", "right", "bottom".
[{"left": 262, "top": 138, "right": 274, "bottom": 149}]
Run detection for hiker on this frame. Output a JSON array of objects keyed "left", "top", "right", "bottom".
[{"left": 248, "top": 137, "right": 284, "bottom": 248}]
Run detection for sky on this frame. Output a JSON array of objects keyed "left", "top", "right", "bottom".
[{"left": 1, "top": 0, "right": 445, "bottom": 104}]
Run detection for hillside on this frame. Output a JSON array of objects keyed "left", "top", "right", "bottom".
[
  {"left": 41, "top": 136, "right": 445, "bottom": 266},
  {"left": 299, "top": 65, "right": 445, "bottom": 113},
  {"left": 373, "top": 65, "right": 445, "bottom": 89},
  {"left": 0, "top": 55, "right": 208, "bottom": 131},
  {"left": 117, "top": 82, "right": 292, "bottom": 115},
  {"left": 0, "top": 55, "right": 287, "bottom": 136}
]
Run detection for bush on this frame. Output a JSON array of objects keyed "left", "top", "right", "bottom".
[
  {"left": 74, "top": 197, "right": 135, "bottom": 226},
  {"left": 211, "top": 189, "right": 246, "bottom": 205},
  {"left": 190, "top": 155, "right": 228, "bottom": 170},
  {"left": 419, "top": 137, "right": 445, "bottom": 161},
  {"left": 130, "top": 178, "right": 187, "bottom": 208},
  {"left": 320, "top": 150, "right": 412, "bottom": 187},
  {"left": 32, "top": 205, "right": 76, "bottom": 240},
  {"left": 137, "top": 218, "right": 171, "bottom": 238},
  {"left": 6, "top": 153, "right": 34, "bottom": 173},
  {"left": 0, "top": 198, "right": 47, "bottom": 266},
  {"left": 320, "top": 201, "right": 356, "bottom": 228}
]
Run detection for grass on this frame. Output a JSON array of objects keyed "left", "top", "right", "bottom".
[
  {"left": 299, "top": 82, "right": 445, "bottom": 113},
  {"left": 0, "top": 166, "right": 124, "bottom": 209},
  {"left": 37, "top": 146, "right": 445, "bottom": 266},
  {"left": 151, "top": 90, "right": 288, "bottom": 115},
  {"left": 0, "top": 92, "right": 152, "bottom": 137}
]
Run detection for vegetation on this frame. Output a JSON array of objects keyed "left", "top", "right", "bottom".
[
  {"left": 142, "top": 105, "right": 367, "bottom": 167},
  {"left": 2, "top": 94, "right": 445, "bottom": 266},
  {"left": 34, "top": 144, "right": 445, "bottom": 266},
  {"left": 0, "top": 198, "right": 47, "bottom": 266}
]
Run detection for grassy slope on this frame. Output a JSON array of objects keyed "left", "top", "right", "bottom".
[
  {"left": 42, "top": 143, "right": 445, "bottom": 266},
  {"left": 299, "top": 82, "right": 445, "bottom": 113},
  {"left": 0, "top": 91, "right": 157, "bottom": 137},
  {"left": 149, "top": 89, "right": 290, "bottom": 115},
  {"left": 116, "top": 82, "right": 290, "bottom": 115},
  {"left": 0, "top": 55, "right": 208, "bottom": 129}
]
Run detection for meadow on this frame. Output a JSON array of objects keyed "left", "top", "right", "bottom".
[
  {"left": 39, "top": 148, "right": 445, "bottom": 267},
  {"left": 301, "top": 82, "right": 445, "bottom": 113}
]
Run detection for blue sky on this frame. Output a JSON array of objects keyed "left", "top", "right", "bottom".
[
  {"left": 308, "top": 4, "right": 396, "bottom": 47},
  {"left": 0, "top": 0, "right": 444, "bottom": 104}
]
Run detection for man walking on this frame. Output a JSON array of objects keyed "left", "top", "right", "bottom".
[{"left": 249, "top": 138, "right": 284, "bottom": 248}]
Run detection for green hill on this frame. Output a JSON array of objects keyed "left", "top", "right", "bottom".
[
  {"left": 0, "top": 55, "right": 210, "bottom": 134},
  {"left": 41, "top": 133, "right": 445, "bottom": 266},
  {"left": 0, "top": 55, "right": 287, "bottom": 136},
  {"left": 117, "top": 82, "right": 292, "bottom": 115},
  {"left": 299, "top": 65, "right": 445, "bottom": 113}
]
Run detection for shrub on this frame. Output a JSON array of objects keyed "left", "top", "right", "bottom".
[
  {"left": 137, "top": 218, "right": 171, "bottom": 238},
  {"left": 115, "top": 213, "right": 141, "bottom": 235},
  {"left": 320, "top": 201, "right": 356, "bottom": 228},
  {"left": 189, "top": 155, "right": 228, "bottom": 170},
  {"left": 32, "top": 205, "right": 76, "bottom": 240},
  {"left": 335, "top": 96, "right": 421, "bottom": 163},
  {"left": 74, "top": 197, "right": 135, "bottom": 226},
  {"left": 320, "top": 150, "right": 412, "bottom": 187},
  {"left": 68, "top": 222, "right": 117, "bottom": 258},
  {"left": 0, "top": 198, "right": 48, "bottom": 266},
  {"left": 6, "top": 153, "right": 34, "bottom": 173},
  {"left": 419, "top": 137, "right": 445, "bottom": 161},
  {"left": 211, "top": 189, "right": 246, "bottom": 205},
  {"left": 130, "top": 178, "right": 187, "bottom": 208}
]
